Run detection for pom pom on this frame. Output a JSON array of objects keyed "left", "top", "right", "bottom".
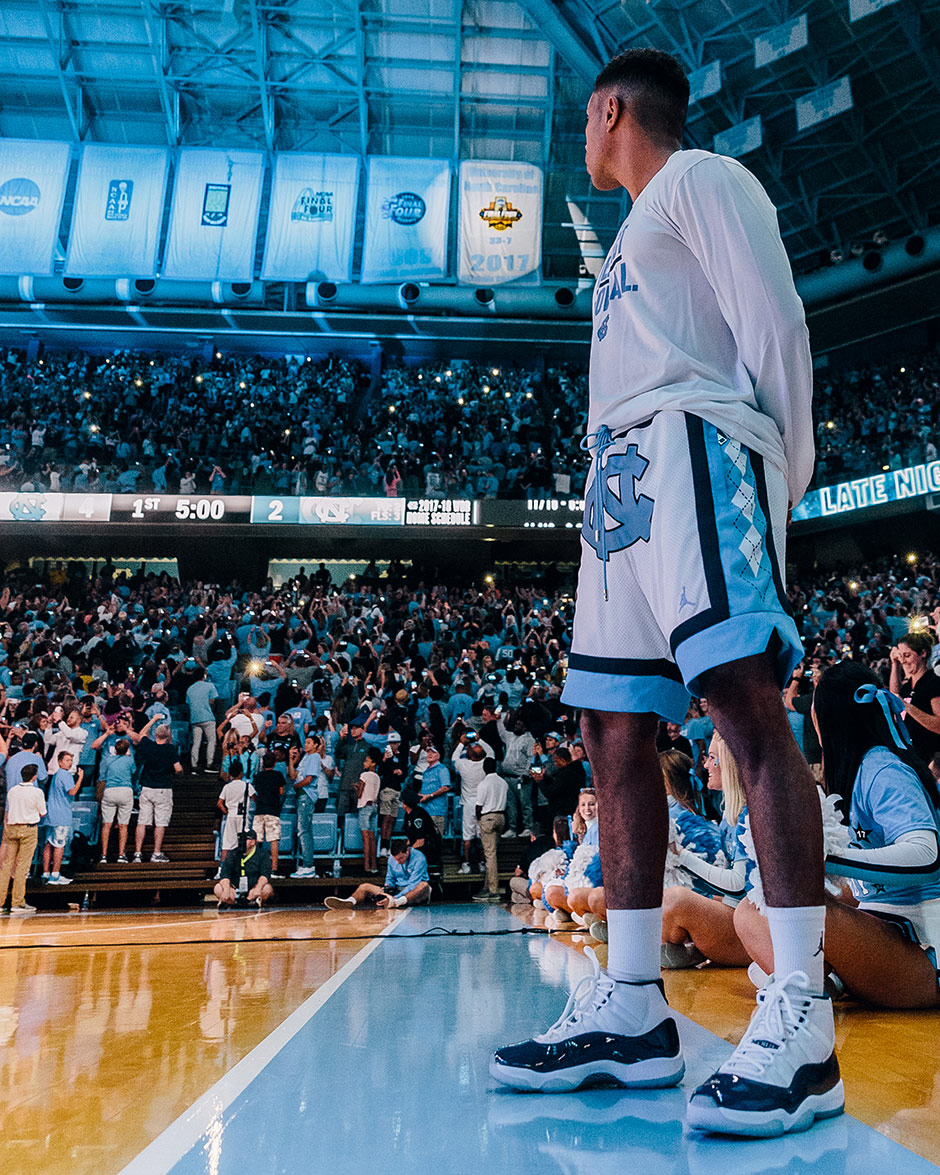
[{"left": 563, "top": 842, "right": 600, "bottom": 891}]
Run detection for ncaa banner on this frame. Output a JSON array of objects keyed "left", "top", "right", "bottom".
[
  {"left": 65, "top": 145, "right": 169, "bottom": 277},
  {"left": 163, "top": 148, "right": 264, "bottom": 281},
  {"left": 360, "top": 157, "right": 450, "bottom": 284},
  {"left": 458, "top": 160, "right": 542, "bottom": 285},
  {"left": 261, "top": 153, "right": 359, "bottom": 282},
  {"left": 0, "top": 140, "right": 71, "bottom": 276}
]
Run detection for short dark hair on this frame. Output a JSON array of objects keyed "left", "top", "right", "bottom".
[
  {"left": 593, "top": 48, "right": 689, "bottom": 144},
  {"left": 21, "top": 763, "right": 38, "bottom": 781},
  {"left": 114, "top": 738, "right": 130, "bottom": 755},
  {"left": 389, "top": 837, "right": 409, "bottom": 856}
]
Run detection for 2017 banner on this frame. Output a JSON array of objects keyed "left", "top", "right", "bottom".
[
  {"left": 163, "top": 148, "right": 264, "bottom": 281},
  {"left": 261, "top": 153, "right": 359, "bottom": 283},
  {"left": 65, "top": 145, "right": 169, "bottom": 277},
  {"left": 360, "top": 157, "right": 450, "bottom": 284},
  {"left": 458, "top": 160, "right": 542, "bottom": 285},
  {"left": 0, "top": 140, "right": 71, "bottom": 277}
]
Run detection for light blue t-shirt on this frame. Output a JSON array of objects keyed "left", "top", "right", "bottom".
[
  {"left": 102, "top": 753, "right": 136, "bottom": 789},
  {"left": 284, "top": 707, "right": 314, "bottom": 736},
  {"left": 43, "top": 768, "right": 76, "bottom": 827},
  {"left": 295, "top": 752, "right": 322, "bottom": 800},
  {"left": 848, "top": 747, "right": 940, "bottom": 906},
  {"left": 5, "top": 750, "right": 48, "bottom": 788},
  {"left": 186, "top": 679, "right": 219, "bottom": 724},
  {"left": 419, "top": 762, "right": 451, "bottom": 819},
  {"left": 385, "top": 847, "right": 429, "bottom": 894}
]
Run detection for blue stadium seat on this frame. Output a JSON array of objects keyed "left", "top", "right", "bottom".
[
  {"left": 342, "top": 814, "right": 363, "bottom": 857},
  {"left": 278, "top": 813, "right": 296, "bottom": 858},
  {"left": 311, "top": 814, "right": 338, "bottom": 856},
  {"left": 71, "top": 801, "right": 100, "bottom": 845}
]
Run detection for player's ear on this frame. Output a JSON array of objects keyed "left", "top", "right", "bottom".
[{"left": 605, "top": 91, "right": 622, "bottom": 131}]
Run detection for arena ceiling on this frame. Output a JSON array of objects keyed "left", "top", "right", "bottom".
[{"left": 0, "top": 0, "right": 938, "bottom": 282}]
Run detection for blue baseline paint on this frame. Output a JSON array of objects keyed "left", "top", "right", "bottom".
[{"left": 150, "top": 905, "right": 937, "bottom": 1175}]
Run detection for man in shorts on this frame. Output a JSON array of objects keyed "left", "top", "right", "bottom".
[
  {"left": 491, "top": 49, "right": 838, "bottom": 1139},
  {"left": 130, "top": 724, "right": 182, "bottom": 863}
]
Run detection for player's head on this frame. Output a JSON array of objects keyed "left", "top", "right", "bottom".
[{"left": 586, "top": 48, "right": 689, "bottom": 188}]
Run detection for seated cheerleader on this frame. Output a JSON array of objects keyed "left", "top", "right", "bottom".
[
  {"left": 734, "top": 660, "right": 940, "bottom": 1010},
  {"left": 661, "top": 732, "right": 755, "bottom": 968},
  {"left": 509, "top": 818, "right": 571, "bottom": 905},
  {"left": 662, "top": 748, "right": 724, "bottom": 867},
  {"left": 542, "top": 789, "right": 599, "bottom": 930}
]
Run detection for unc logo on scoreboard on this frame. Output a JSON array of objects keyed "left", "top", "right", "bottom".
[
  {"left": 0, "top": 178, "right": 40, "bottom": 216},
  {"left": 479, "top": 197, "right": 523, "bottom": 231},
  {"left": 105, "top": 180, "right": 133, "bottom": 221},
  {"left": 292, "top": 188, "right": 334, "bottom": 222},
  {"left": 382, "top": 192, "right": 426, "bottom": 226}
]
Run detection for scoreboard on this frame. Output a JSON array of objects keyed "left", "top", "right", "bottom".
[{"left": 0, "top": 491, "right": 585, "bottom": 531}]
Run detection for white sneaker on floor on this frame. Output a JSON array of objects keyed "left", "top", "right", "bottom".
[
  {"left": 687, "top": 970, "right": 843, "bottom": 1138},
  {"left": 458, "top": 862, "right": 471, "bottom": 875},
  {"left": 501, "top": 829, "right": 516, "bottom": 838},
  {"left": 519, "top": 828, "right": 533, "bottom": 838},
  {"left": 48, "top": 875, "right": 72, "bottom": 885},
  {"left": 324, "top": 895, "right": 356, "bottom": 910},
  {"left": 10, "top": 905, "right": 37, "bottom": 916},
  {"left": 379, "top": 848, "right": 388, "bottom": 858},
  {"left": 490, "top": 947, "right": 684, "bottom": 1092}
]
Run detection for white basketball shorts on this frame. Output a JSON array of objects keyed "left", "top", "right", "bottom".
[{"left": 561, "top": 411, "right": 802, "bottom": 721}]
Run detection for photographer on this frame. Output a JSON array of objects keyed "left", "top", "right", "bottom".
[{"left": 213, "top": 826, "right": 273, "bottom": 910}]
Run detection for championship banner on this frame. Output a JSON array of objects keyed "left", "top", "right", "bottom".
[
  {"left": 458, "top": 160, "right": 542, "bottom": 286},
  {"left": 359, "top": 157, "right": 450, "bottom": 284},
  {"left": 162, "top": 148, "right": 264, "bottom": 281},
  {"left": 0, "top": 140, "right": 71, "bottom": 276},
  {"left": 261, "top": 153, "right": 359, "bottom": 282},
  {"left": 65, "top": 145, "right": 169, "bottom": 277}
]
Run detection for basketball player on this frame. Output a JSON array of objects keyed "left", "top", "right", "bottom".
[{"left": 491, "top": 49, "right": 841, "bottom": 1137}]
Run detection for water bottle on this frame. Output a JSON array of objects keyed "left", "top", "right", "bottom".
[
  {"left": 81, "top": 892, "right": 90, "bottom": 911},
  {"left": 332, "top": 857, "right": 341, "bottom": 878}
]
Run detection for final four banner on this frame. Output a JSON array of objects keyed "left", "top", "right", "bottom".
[
  {"left": 458, "top": 160, "right": 542, "bottom": 286},
  {"left": 163, "top": 149, "right": 264, "bottom": 281},
  {"left": 0, "top": 140, "right": 71, "bottom": 276},
  {"left": 65, "top": 145, "right": 169, "bottom": 277},
  {"left": 359, "top": 157, "right": 450, "bottom": 284},
  {"left": 261, "top": 153, "right": 359, "bottom": 282}
]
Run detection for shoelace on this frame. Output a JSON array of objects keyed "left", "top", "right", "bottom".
[
  {"left": 722, "top": 970, "right": 812, "bottom": 1081},
  {"left": 536, "top": 946, "right": 615, "bottom": 1043},
  {"left": 580, "top": 426, "right": 616, "bottom": 600}
]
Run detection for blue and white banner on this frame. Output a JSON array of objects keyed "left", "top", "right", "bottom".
[
  {"left": 689, "top": 60, "right": 722, "bottom": 104},
  {"left": 714, "top": 116, "right": 763, "bottom": 158},
  {"left": 0, "top": 140, "right": 71, "bottom": 276},
  {"left": 796, "top": 77, "right": 853, "bottom": 133},
  {"left": 65, "top": 145, "right": 168, "bottom": 277},
  {"left": 754, "top": 14, "right": 808, "bottom": 68},
  {"left": 163, "top": 148, "right": 264, "bottom": 281},
  {"left": 360, "top": 157, "right": 450, "bottom": 284},
  {"left": 261, "top": 153, "right": 359, "bottom": 282},
  {"left": 458, "top": 160, "right": 542, "bottom": 286}
]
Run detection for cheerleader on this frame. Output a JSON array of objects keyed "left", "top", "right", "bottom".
[
  {"left": 661, "top": 733, "right": 754, "bottom": 968},
  {"left": 734, "top": 660, "right": 940, "bottom": 1009},
  {"left": 542, "top": 789, "right": 599, "bottom": 929}
]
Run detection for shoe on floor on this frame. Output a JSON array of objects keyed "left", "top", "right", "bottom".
[
  {"left": 10, "top": 905, "right": 37, "bottom": 916},
  {"left": 324, "top": 895, "right": 356, "bottom": 910},
  {"left": 291, "top": 867, "right": 319, "bottom": 878},
  {"left": 42, "top": 872, "right": 51, "bottom": 880},
  {"left": 472, "top": 891, "right": 500, "bottom": 903},
  {"left": 150, "top": 853, "right": 170, "bottom": 863},
  {"left": 491, "top": 947, "right": 684, "bottom": 1092},
  {"left": 519, "top": 828, "right": 533, "bottom": 838},
  {"left": 687, "top": 970, "right": 844, "bottom": 1138},
  {"left": 133, "top": 853, "right": 143, "bottom": 863},
  {"left": 589, "top": 919, "right": 608, "bottom": 944},
  {"left": 661, "top": 940, "right": 707, "bottom": 970},
  {"left": 379, "top": 848, "right": 388, "bottom": 857},
  {"left": 48, "top": 875, "right": 72, "bottom": 885},
  {"left": 458, "top": 863, "right": 471, "bottom": 875},
  {"left": 117, "top": 855, "right": 129, "bottom": 864},
  {"left": 98, "top": 857, "right": 107, "bottom": 866},
  {"left": 501, "top": 829, "right": 516, "bottom": 838},
  {"left": 545, "top": 912, "right": 578, "bottom": 931}
]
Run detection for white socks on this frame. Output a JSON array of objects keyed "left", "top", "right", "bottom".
[
  {"left": 765, "top": 905, "right": 826, "bottom": 993},
  {"left": 606, "top": 907, "right": 663, "bottom": 983}
]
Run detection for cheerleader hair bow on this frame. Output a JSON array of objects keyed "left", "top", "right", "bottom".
[{"left": 854, "top": 684, "right": 911, "bottom": 750}]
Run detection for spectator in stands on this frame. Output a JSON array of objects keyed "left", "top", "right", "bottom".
[
  {"left": 452, "top": 735, "right": 489, "bottom": 875},
  {"left": 324, "top": 838, "right": 430, "bottom": 910},
  {"left": 417, "top": 747, "right": 451, "bottom": 837},
  {"left": 251, "top": 752, "right": 285, "bottom": 878},
  {"left": 474, "top": 757, "right": 508, "bottom": 902},
  {"left": 377, "top": 731, "right": 406, "bottom": 855},
  {"left": 357, "top": 753, "right": 381, "bottom": 874},
  {"left": 217, "top": 759, "right": 255, "bottom": 867},
  {"left": 129, "top": 723, "right": 183, "bottom": 863},
  {"left": 335, "top": 720, "right": 370, "bottom": 823},
  {"left": 399, "top": 788, "right": 442, "bottom": 877},
  {"left": 98, "top": 737, "right": 136, "bottom": 863},
  {"left": 214, "top": 826, "right": 273, "bottom": 910},
  {"left": 4, "top": 731, "right": 48, "bottom": 789},
  {"left": 41, "top": 750, "right": 82, "bottom": 885},
  {"left": 186, "top": 666, "right": 219, "bottom": 773},
  {"left": 0, "top": 762, "right": 46, "bottom": 914}
]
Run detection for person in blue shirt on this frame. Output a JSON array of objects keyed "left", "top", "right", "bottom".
[
  {"left": 5, "top": 732, "right": 49, "bottom": 788},
  {"left": 736, "top": 660, "right": 940, "bottom": 1010},
  {"left": 99, "top": 738, "right": 137, "bottom": 864},
  {"left": 324, "top": 839, "right": 430, "bottom": 910},
  {"left": 417, "top": 747, "right": 452, "bottom": 836},
  {"left": 41, "top": 750, "right": 83, "bottom": 885},
  {"left": 186, "top": 668, "right": 219, "bottom": 773}
]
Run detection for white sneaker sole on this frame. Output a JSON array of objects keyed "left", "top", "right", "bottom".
[
  {"left": 489, "top": 1054, "right": 685, "bottom": 1093},
  {"left": 324, "top": 896, "right": 355, "bottom": 910},
  {"left": 686, "top": 1080, "right": 845, "bottom": 1137}
]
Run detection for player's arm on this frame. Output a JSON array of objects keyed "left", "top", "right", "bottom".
[{"left": 671, "top": 157, "right": 815, "bottom": 505}]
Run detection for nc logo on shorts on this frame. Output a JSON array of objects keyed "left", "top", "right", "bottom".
[{"left": 582, "top": 446, "right": 654, "bottom": 557}]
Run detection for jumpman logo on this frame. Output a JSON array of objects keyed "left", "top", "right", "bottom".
[
  {"left": 679, "top": 586, "right": 697, "bottom": 612},
  {"left": 813, "top": 933, "right": 824, "bottom": 957}
]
